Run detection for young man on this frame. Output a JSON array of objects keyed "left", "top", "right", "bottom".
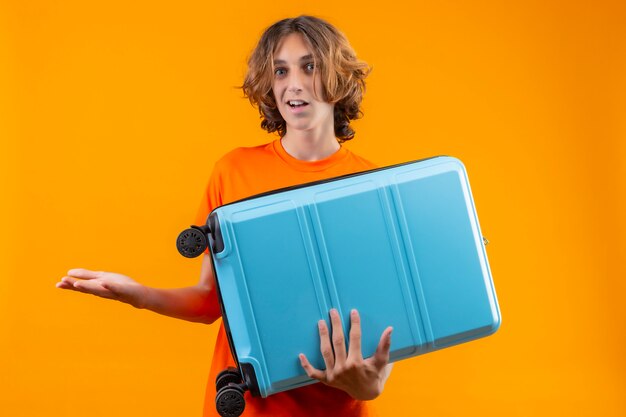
[{"left": 57, "top": 16, "right": 393, "bottom": 416}]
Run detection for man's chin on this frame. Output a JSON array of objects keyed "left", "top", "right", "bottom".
[{"left": 285, "top": 122, "right": 314, "bottom": 133}]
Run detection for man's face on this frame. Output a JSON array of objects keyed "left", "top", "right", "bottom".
[{"left": 272, "top": 33, "right": 335, "bottom": 134}]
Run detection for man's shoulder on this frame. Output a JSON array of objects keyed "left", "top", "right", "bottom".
[
  {"left": 214, "top": 141, "right": 276, "bottom": 170},
  {"left": 344, "top": 148, "right": 379, "bottom": 170}
]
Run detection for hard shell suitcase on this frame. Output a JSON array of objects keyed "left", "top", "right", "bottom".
[{"left": 177, "top": 156, "right": 501, "bottom": 417}]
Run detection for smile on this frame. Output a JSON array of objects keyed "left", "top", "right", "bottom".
[{"left": 287, "top": 100, "right": 309, "bottom": 108}]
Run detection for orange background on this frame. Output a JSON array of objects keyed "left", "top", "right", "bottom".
[{"left": 1, "top": 1, "right": 625, "bottom": 416}]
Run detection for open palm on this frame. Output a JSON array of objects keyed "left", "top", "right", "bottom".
[{"left": 57, "top": 268, "right": 146, "bottom": 308}]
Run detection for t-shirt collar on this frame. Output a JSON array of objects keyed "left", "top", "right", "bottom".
[{"left": 272, "top": 138, "right": 349, "bottom": 172}]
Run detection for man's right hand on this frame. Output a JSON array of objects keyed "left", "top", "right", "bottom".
[
  {"left": 57, "top": 269, "right": 148, "bottom": 309},
  {"left": 56, "top": 256, "right": 221, "bottom": 323}
]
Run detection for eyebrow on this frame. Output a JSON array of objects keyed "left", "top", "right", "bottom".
[{"left": 273, "top": 54, "right": 314, "bottom": 65}]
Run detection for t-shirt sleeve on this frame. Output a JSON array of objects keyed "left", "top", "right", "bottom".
[{"left": 194, "top": 163, "right": 224, "bottom": 227}]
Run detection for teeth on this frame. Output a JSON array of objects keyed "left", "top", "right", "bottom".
[{"left": 289, "top": 100, "right": 306, "bottom": 106}]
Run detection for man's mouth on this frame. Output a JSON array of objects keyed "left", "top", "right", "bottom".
[{"left": 287, "top": 100, "right": 309, "bottom": 108}]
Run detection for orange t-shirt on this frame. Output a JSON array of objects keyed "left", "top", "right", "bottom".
[{"left": 195, "top": 138, "right": 378, "bottom": 417}]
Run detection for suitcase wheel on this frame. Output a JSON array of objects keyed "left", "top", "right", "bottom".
[
  {"left": 216, "top": 367, "right": 242, "bottom": 392},
  {"left": 215, "top": 384, "right": 246, "bottom": 417},
  {"left": 176, "top": 227, "right": 208, "bottom": 258}
]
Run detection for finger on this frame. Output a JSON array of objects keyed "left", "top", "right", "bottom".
[
  {"left": 330, "top": 309, "right": 347, "bottom": 364},
  {"left": 318, "top": 319, "right": 335, "bottom": 370},
  {"left": 67, "top": 269, "right": 102, "bottom": 280},
  {"left": 56, "top": 277, "right": 80, "bottom": 290},
  {"left": 372, "top": 326, "right": 393, "bottom": 370},
  {"left": 56, "top": 277, "right": 82, "bottom": 291},
  {"left": 348, "top": 309, "right": 363, "bottom": 360},
  {"left": 299, "top": 353, "right": 326, "bottom": 382},
  {"left": 72, "top": 279, "right": 115, "bottom": 299}
]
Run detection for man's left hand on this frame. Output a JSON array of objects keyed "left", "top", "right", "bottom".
[{"left": 299, "top": 308, "right": 393, "bottom": 400}]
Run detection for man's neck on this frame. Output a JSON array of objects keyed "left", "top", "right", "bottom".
[{"left": 281, "top": 127, "right": 340, "bottom": 162}]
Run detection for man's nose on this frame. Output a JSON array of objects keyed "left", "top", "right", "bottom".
[{"left": 287, "top": 70, "right": 304, "bottom": 93}]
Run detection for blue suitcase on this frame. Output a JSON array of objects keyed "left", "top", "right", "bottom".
[{"left": 177, "top": 156, "right": 501, "bottom": 417}]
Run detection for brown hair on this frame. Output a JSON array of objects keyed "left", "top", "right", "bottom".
[{"left": 241, "top": 15, "right": 370, "bottom": 143}]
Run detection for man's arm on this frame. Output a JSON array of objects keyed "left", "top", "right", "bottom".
[{"left": 56, "top": 254, "right": 221, "bottom": 324}]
